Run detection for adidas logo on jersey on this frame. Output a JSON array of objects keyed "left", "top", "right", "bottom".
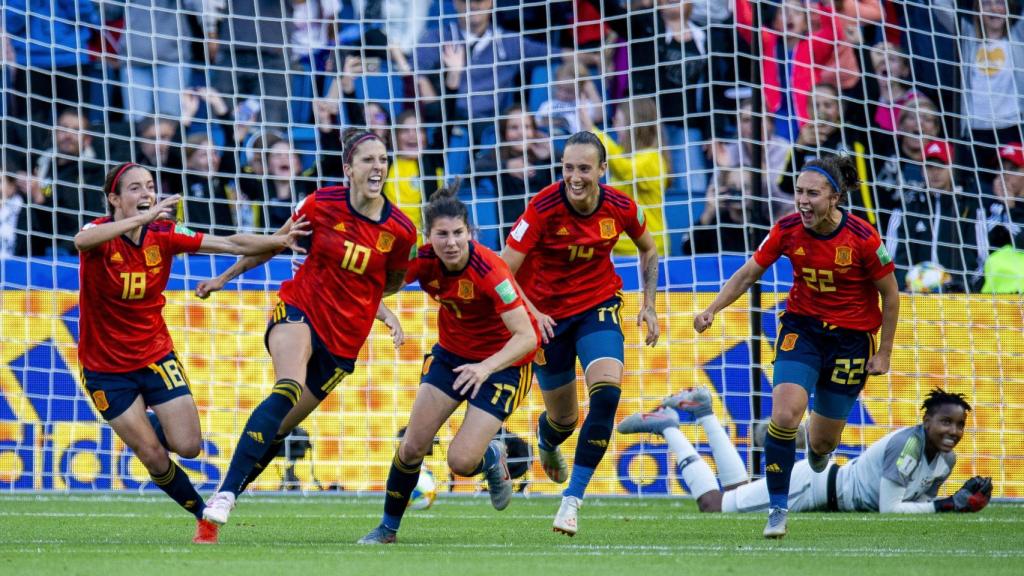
[
  {"left": 428, "top": 280, "right": 440, "bottom": 289},
  {"left": 794, "top": 247, "right": 805, "bottom": 256},
  {"left": 557, "top": 227, "right": 570, "bottom": 235},
  {"left": 765, "top": 463, "right": 782, "bottom": 473},
  {"left": 110, "top": 252, "right": 124, "bottom": 263},
  {"left": 246, "top": 431, "right": 265, "bottom": 444},
  {"left": 334, "top": 222, "right": 347, "bottom": 232}
]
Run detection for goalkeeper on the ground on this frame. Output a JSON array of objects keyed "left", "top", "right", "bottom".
[{"left": 617, "top": 387, "right": 992, "bottom": 514}]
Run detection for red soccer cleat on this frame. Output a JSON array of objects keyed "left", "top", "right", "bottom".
[{"left": 193, "top": 519, "right": 219, "bottom": 544}]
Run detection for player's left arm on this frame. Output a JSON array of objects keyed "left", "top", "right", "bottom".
[
  {"left": 877, "top": 477, "right": 941, "bottom": 513},
  {"left": 197, "top": 215, "right": 311, "bottom": 256},
  {"left": 633, "top": 229, "right": 660, "bottom": 346},
  {"left": 867, "top": 271, "right": 899, "bottom": 375},
  {"left": 452, "top": 305, "right": 538, "bottom": 399}
]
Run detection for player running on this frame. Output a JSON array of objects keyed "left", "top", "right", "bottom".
[
  {"left": 359, "top": 179, "right": 540, "bottom": 544},
  {"left": 693, "top": 154, "right": 900, "bottom": 538},
  {"left": 76, "top": 163, "right": 309, "bottom": 544},
  {"left": 195, "top": 129, "right": 417, "bottom": 527},
  {"left": 501, "top": 131, "right": 660, "bottom": 536},
  {"left": 618, "top": 386, "right": 992, "bottom": 515}
]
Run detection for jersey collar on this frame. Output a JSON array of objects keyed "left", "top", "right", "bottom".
[
  {"left": 346, "top": 188, "right": 393, "bottom": 225},
  {"left": 559, "top": 180, "right": 605, "bottom": 218},
  {"left": 805, "top": 209, "right": 848, "bottom": 241},
  {"left": 121, "top": 222, "right": 149, "bottom": 248}
]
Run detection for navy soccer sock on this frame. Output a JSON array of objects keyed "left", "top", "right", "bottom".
[
  {"left": 463, "top": 441, "right": 500, "bottom": 477},
  {"left": 565, "top": 383, "right": 621, "bottom": 499},
  {"left": 381, "top": 453, "right": 422, "bottom": 532},
  {"left": 146, "top": 411, "right": 169, "bottom": 450},
  {"left": 152, "top": 460, "right": 205, "bottom": 519},
  {"left": 537, "top": 410, "right": 577, "bottom": 452},
  {"left": 764, "top": 420, "right": 799, "bottom": 510},
  {"left": 220, "top": 379, "right": 301, "bottom": 496},
  {"left": 239, "top": 433, "right": 287, "bottom": 493}
]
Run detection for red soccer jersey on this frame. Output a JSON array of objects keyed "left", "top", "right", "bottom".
[
  {"left": 78, "top": 219, "right": 204, "bottom": 372},
  {"left": 754, "top": 211, "right": 895, "bottom": 332},
  {"left": 505, "top": 182, "right": 646, "bottom": 319},
  {"left": 279, "top": 187, "right": 417, "bottom": 358},
  {"left": 407, "top": 241, "right": 539, "bottom": 365}
]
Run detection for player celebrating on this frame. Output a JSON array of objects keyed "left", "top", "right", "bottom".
[
  {"left": 195, "top": 129, "right": 417, "bottom": 527},
  {"left": 358, "top": 179, "right": 540, "bottom": 545},
  {"left": 76, "top": 163, "right": 309, "bottom": 544},
  {"left": 693, "top": 154, "right": 900, "bottom": 538},
  {"left": 502, "top": 131, "right": 660, "bottom": 536},
  {"left": 617, "top": 386, "right": 992, "bottom": 515}
]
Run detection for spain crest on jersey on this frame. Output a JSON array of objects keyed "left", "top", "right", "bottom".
[
  {"left": 376, "top": 231, "right": 395, "bottom": 253},
  {"left": 835, "top": 246, "right": 853, "bottom": 266},
  {"left": 599, "top": 218, "right": 617, "bottom": 239},
  {"left": 458, "top": 279, "right": 474, "bottom": 300},
  {"left": 144, "top": 245, "right": 162, "bottom": 267}
]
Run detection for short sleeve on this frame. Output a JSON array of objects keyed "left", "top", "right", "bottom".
[
  {"left": 387, "top": 227, "right": 418, "bottom": 273},
  {"left": 881, "top": 429, "right": 921, "bottom": 486},
  {"left": 484, "top": 265, "right": 525, "bottom": 316},
  {"left": 167, "top": 223, "right": 204, "bottom": 255},
  {"left": 620, "top": 195, "right": 646, "bottom": 241},
  {"left": 861, "top": 231, "right": 896, "bottom": 281},
  {"left": 753, "top": 222, "right": 785, "bottom": 268},
  {"left": 505, "top": 202, "right": 543, "bottom": 254}
]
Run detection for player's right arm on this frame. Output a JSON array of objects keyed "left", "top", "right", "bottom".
[
  {"left": 877, "top": 477, "right": 942, "bottom": 513},
  {"left": 73, "top": 194, "right": 180, "bottom": 252},
  {"left": 694, "top": 256, "right": 767, "bottom": 333},
  {"left": 195, "top": 216, "right": 301, "bottom": 299},
  {"left": 500, "top": 246, "right": 556, "bottom": 342}
]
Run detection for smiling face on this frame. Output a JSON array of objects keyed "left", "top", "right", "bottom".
[
  {"left": 344, "top": 138, "right": 388, "bottom": 202},
  {"left": 923, "top": 403, "right": 967, "bottom": 455},
  {"left": 109, "top": 167, "right": 156, "bottom": 220},
  {"left": 561, "top": 143, "right": 606, "bottom": 208},
  {"left": 794, "top": 170, "right": 841, "bottom": 231},
  {"left": 396, "top": 115, "right": 425, "bottom": 155},
  {"left": 811, "top": 85, "right": 841, "bottom": 124},
  {"left": 428, "top": 215, "right": 471, "bottom": 270}
]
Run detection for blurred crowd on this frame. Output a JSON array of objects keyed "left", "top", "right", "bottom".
[{"left": 1, "top": 0, "right": 1022, "bottom": 293}]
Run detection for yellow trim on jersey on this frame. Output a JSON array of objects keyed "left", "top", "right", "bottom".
[{"left": 509, "top": 364, "right": 533, "bottom": 415}]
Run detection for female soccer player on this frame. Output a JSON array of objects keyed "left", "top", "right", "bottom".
[
  {"left": 501, "top": 131, "right": 660, "bottom": 536},
  {"left": 76, "top": 162, "right": 309, "bottom": 544},
  {"left": 692, "top": 154, "right": 900, "bottom": 538},
  {"left": 617, "top": 387, "right": 992, "bottom": 515},
  {"left": 358, "top": 179, "right": 540, "bottom": 545},
  {"left": 195, "top": 129, "right": 418, "bottom": 527}
]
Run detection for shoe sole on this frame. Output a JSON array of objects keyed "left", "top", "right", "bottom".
[
  {"left": 202, "top": 511, "right": 230, "bottom": 526},
  {"left": 764, "top": 531, "right": 787, "bottom": 539},
  {"left": 552, "top": 525, "right": 576, "bottom": 537}
]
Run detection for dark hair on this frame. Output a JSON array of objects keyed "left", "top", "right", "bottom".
[
  {"left": 102, "top": 162, "right": 146, "bottom": 214},
  {"left": 564, "top": 130, "right": 607, "bottom": 165},
  {"left": 424, "top": 176, "right": 469, "bottom": 233},
  {"left": 922, "top": 387, "right": 972, "bottom": 416},
  {"left": 341, "top": 128, "right": 385, "bottom": 166},
  {"left": 800, "top": 153, "right": 858, "bottom": 197}
]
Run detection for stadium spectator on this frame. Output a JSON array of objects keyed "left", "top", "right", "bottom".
[
  {"left": 4, "top": 0, "right": 101, "bottom": 148},
  {"left": 585, "top": 98, "right": 670, "bottom": 256},
  {"left": 101, "top": 0, "right": 205, "bottom": 123},
  {"left": 617, "top": 387, "right": 993, "bottom": 515},
  {"left": 595, "top": 0, "right": 711, "bottom": 197},
  {"left": 502, "top": 131, "right": 660, "bottom": 536},
  {"left": 0, "top": 173, "right": 26, "bottom": 257},
  {"left": 981, "top": 224, "right": 1024, "bottom": 293},
  {"left": 984, "top": 142, "right": 1024, "bottom": 248},
  {"left": 263, "top": 138, "right": 316, "bottom": 230},
  {"left": 535, "top": 61, "right": 603, "bottom": 139},
  {"left": 873, "top": 95, "right": 943, "bottom": 230},
  {"left": 358, "top": 179, "right": 539, "bottom": 545},
  {"left": 883, "top": 140, "right": 983, "bottom": 293},
  {"left": 16, "top": 109, "right": 107, "bottom": 256},
  {"left": 383, "top": 109, "right": 436, "bottom": 234},
  {"left": 682, "top": 169, "right": 754, "bottom": 255},
  {"left": 693, "top": 154, "right": 899, "bottom": 538},
  {"left": 474, "top": 104, "right": 556, "bottom": 245},
  {"left": 182, "top": 134, "right": 235, "bottom": 235},
  {"left": 134, "top": 117, "right": 184, "bottom": 197},
  {"left": 209, "top": 0, "right": 292, "bottom": 127},
  {"left": 944, "top": 0, "right": 1024, "bottom": 179}
]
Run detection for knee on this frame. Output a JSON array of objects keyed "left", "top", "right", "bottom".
[
  {"left": 171, "top": 437, "right": 202, "bottom": 460},
  {"left": 547, "top": 408, "right": 578, "bottom": 428},
  {"left": 447, "top": 451, "right": 480, "bottom": 477},
  {"left": 397, "top": 439, "right": 429, "bottom": 466},
  {"left": 770, "top": 409, "right": 803, "bottom": 429},
  {"left": 134, "top": 442, "right": 170, "bottom": 472}
]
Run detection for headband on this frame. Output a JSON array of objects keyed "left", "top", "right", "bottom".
[
  {"left": 343, "top": 133, "right": 383, "bottom": 165},
  {"left": 110, "top": 162, "right": 138, "bottom": 193},
  {"left": 802, "top": 166, "right": 840, "bottom": 194}
]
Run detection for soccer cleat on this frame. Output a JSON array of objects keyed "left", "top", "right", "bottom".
[
  {"left": 202, "top": 491, "right": 236, "bottom": 526},
  {"left": 357, "top": 524, "right": 397, "bottom": 545},
  {"left": 483, "top": 440, "right": 513, "bottom": 511},
  {"left": 192, "top": 519, "right": 219, "bottom": 544},
  {"left": 763, "top": 506, "right": 789, "bottom": 539},
  {"left": 616, "top": 408, "right": 680, "bottom": 436},
  {"left": 537, "top": 445, "right": 569, "bottom": 484},
  {"left": 661, "top": 386, "right": 714, "bottom": 419},
  {"left": 552, "top": 495, "right": 581, "bottom": 537}
]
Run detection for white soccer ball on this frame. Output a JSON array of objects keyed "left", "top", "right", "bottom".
[
  {"left": 407, "top": 468, "right": 437, "bottom": 510},
  {"left": 905, "top": 261, "right": 951, "bottom": 293}
]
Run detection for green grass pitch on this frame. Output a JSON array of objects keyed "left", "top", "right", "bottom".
[{"left": 0, "top": 494, "right": 1021, "bottom": 575}]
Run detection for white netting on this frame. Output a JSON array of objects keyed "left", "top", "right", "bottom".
[{"left": 0, "top": 0, "right": 1021, "bottom": 498}]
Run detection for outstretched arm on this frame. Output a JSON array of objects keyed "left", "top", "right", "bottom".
[
  {"left": 195, "top": 218, "right": 302, "bottom": 298},
  {"left": 74, "top": 195, "right": 181, "bottom": 252},
  {"left": 694, "top": 257, "right": 767, "bottom": 333},
  {"left": 197, "top": 215, "right": 310, "bottom": 256}
]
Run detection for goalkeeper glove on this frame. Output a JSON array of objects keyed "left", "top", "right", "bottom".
[{"left": 934, "top": 476, "right": 993, "bottom": 512}]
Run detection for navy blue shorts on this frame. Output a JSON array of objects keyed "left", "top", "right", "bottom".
[
  {"left": 265, "top": 301, "right": 356, "bottom": 401},
  {"left": 772, "top": 312, "right": 877, "bottom": 420},
  {"left": 81, "top": 351, "right": 192, "bottom": 421},
  {"left": 535, "top": 294, "right": 625, "bottom": 391},
  {"left": 421, "top": 344, "right": 532, "bottom": 421}
]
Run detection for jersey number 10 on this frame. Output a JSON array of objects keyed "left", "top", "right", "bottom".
[{"left": 341, "top": 240, "right": 372, "bottom": 274}]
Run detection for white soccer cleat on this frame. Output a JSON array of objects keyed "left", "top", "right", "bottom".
[
  {"left": 661, "top": 386, "right": 714, "bottom": 419},
  {"left": 202, "top": 491, "right": 236, "bottom": 526},
  {"left": 552, "top": 495, "right": 581, "bottom": 537},
  {"left": 537, "top": 445, "right": 569, "bottom": 484},
  {"left": 616, "top": 408, "right": 680, "bottom": 436},
  {"left": 763, "top": 506, "right": 789, "bottom": 539}
]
